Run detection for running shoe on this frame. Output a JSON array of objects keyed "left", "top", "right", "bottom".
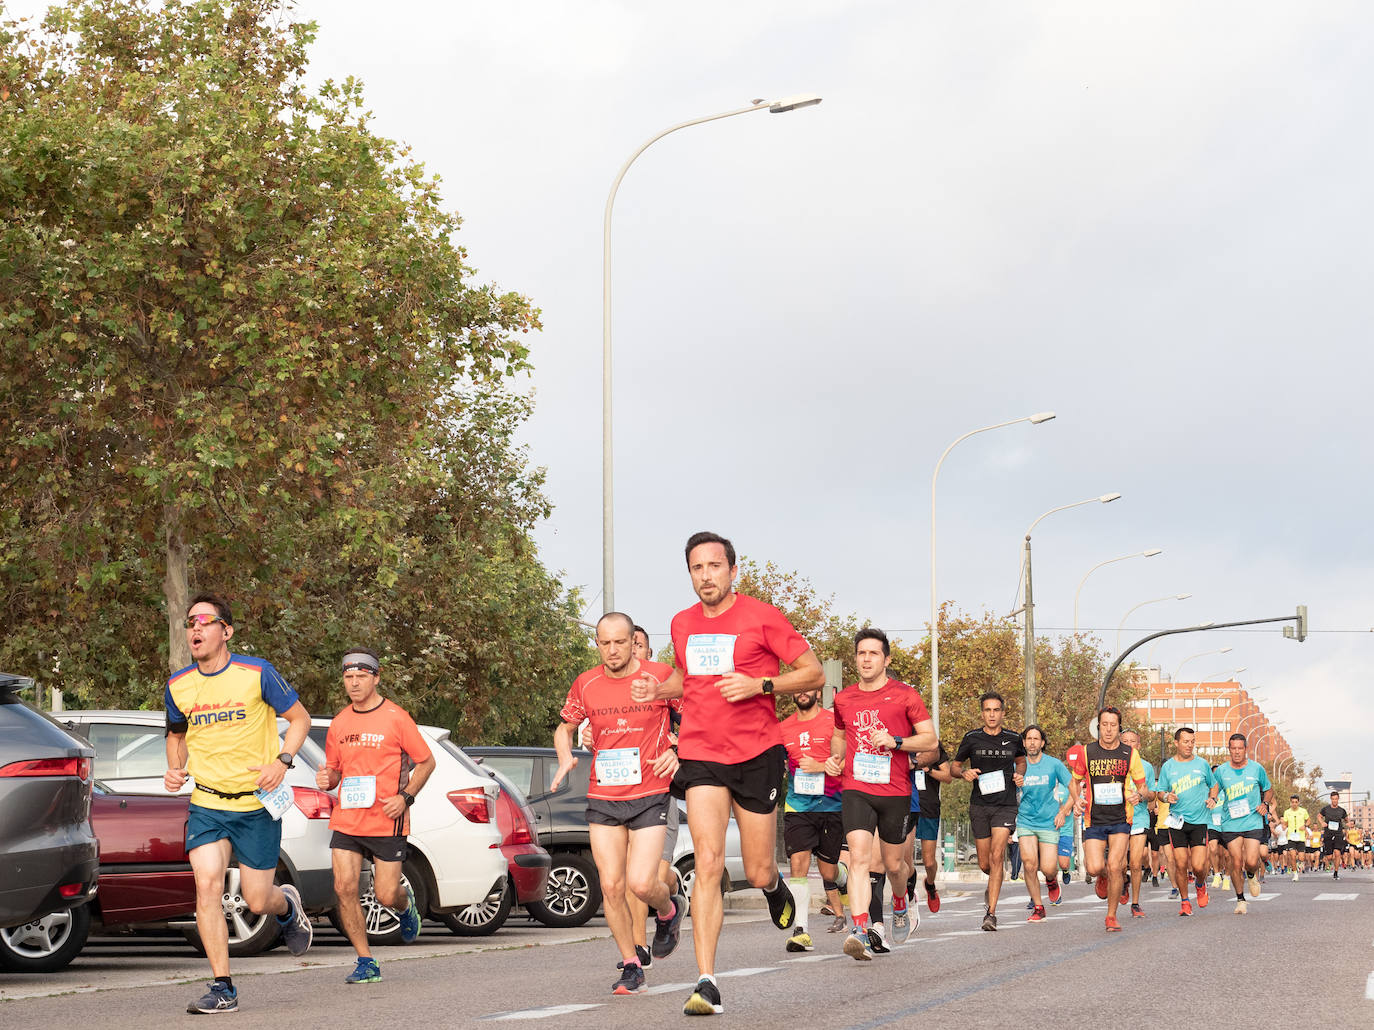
[
  {"left": 1047, "top": 879, "right": 1062, "bottom": 905},
  {"left": 1209, "top": 873, "right": 1221, "bottom": 888},
  {"left": 820, "top": 902, "right": 838, "bottom": 917},
  {"left": 612, "top": 963, "right": 646, "bottom": 995},
  {"left": 1292, "top": 870, "right": 1299, "bottom": 882},
  {"left": 1118, "top": 887, "right": 1129, "bottom": 906},
  {"left": 925, "top": 883, "right": 941, "bottom": 914},
  {"left": 278, "top": 883, "right": 313, "bottom": 956},
  {"left": 906, "top": 873, "right": 918, "bottom": 902},
  {"left": 868, "top": 923, "right": 891, "bottom": 954},
  {"left": 1333, "top": 869, "right": 1339, "bottom": 880},
  {"left": 1130, "top": 903, "right": 1144, "bottom": 919},
  {"left": 1027, "top": 905, "right": 1046, "bottom": 923},
  {"left": 1179, "top": 900, "right": 1192, "bottom": 917},
  {"left": 763, "top": 879, "right": 796, "bottom": 930},
  {"left": 1104, "top": 915, "right": 1122, "bottom": 932},
  {"left": 1247, "top": 873, "right": 1261, "bottom": 899},
  {"left": 1094, "top": 874, "right": 1108, "bottom": 900},
  {"left": 785, "top": 930, "right": 813, "bottom": 952},
  {"left": 1169, "top": 887, "right": 1179, "bottom": 899},
  {"left": 187, "top": 981, "right": 238, "bottom": 1014},
  {"left": 1026, "top": 900, "right": 1035, "bottom": 911},
  {"left": 684, "top": 977, "right": 723, "bottom": 1015},
  {"left": 344, "top": 957, "right": 381, "bottom": 984},
  {"left": 1221, "top": 875, "right": 1232, "bottom": 891},
  {"left": 826, "top": 916, "right": 846, "bottom": 933},
  {"left": 843, "top": 926, "right": 873, "bottom": 961},
  {"left": 652, "top": 893, "right": 687, "bottom": 959},
  {"left": 893, "top": 904, "right": 919, "bottom": 943},
  {"left": 1195, "top": 883, "right": 1209, "bottom": 908},
  {"left": 1234, "top": 899, "right": 1247, "bottom": 915},
  {"left": 1151, "top": 874, "right": 1158, "bottom": 887},
  {"left": 398, "top": 882, "right": 421, "bottom": 943},
  {"left": 981, "top": 910, "right": 997, "bottom": 932},
  {"left": 637, "top": 944, "right": 653, "bottom": 969}
]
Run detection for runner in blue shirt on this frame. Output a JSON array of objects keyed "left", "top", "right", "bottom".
[
  {"left": 1213, "top": 733, "right": 1273, "bottom": 914},
  {"left": 1014, "top": 725, "right": 1072, "bottom": 923},
  {"left": 1155, "top": 727, "right": 1219, "bottom": 916}
]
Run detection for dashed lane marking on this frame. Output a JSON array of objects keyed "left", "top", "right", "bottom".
[
  {"left": 1315, "top": 893, "right": 1359, "bottom": 901},
  {"left": 482, "top": 1004, "right": 602, "bottom": 1021},
  {"left": 1366, "top": 972, "right": 1374, "bottom": 1001}
]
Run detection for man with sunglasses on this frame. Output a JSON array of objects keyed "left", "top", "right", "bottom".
[{"left": 164, "top": 593, "right": 314, "bottom": 1014}]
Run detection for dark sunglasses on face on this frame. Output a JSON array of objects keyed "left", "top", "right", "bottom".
[{"left": 184, "top": 613, "right": 226, "bottom": 629}]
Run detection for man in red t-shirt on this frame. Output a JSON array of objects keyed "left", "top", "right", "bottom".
[
  {"left": 826, "top": 628, "right": 936, "bottom": 957},
  {"left": 632, "top": 531, "right": 824, "bottom": 1017},
  {"left": 318, "top": 648, "right": 435, "bottom": 983},
  {"left": 553, "top": 612, "right": 686, "bottom": 997}
]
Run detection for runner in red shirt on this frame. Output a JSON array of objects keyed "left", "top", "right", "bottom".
[
  {"left": 553, "top": 612, "right": 686, "bottom": 996},
  {"left": 632, "top": 531, "right": 824, "bottom": 1017},
  {"left": 826, "top": 629, "right": 936, "bottom": 958}
]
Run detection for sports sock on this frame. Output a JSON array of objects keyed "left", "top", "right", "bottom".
[
  {"left": 852, "top": 912, "right": 869, "bottom": 928},
  {"left": 214, "top": 976, "right": 233, "bottom": 991},
  {"left": 868, "top": 872, "right": 885, "bottom": 924},
  {"left": 892, "top": 895, "right": 907, "bottom": 914}
]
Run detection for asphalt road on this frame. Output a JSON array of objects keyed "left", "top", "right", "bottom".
[{"left": 3, "top": 872, "right": 1370, "bottom": 1028}]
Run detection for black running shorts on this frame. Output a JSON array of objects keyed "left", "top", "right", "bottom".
[
  {"left": 841, "top": 790, "right": 909, "bottom": 845},
  {"left": 783, "top": 810, "right": 844, "bottom": 863},
  {"left": 672, "top": 744, "right": 785, "bottom": 815},
  {"left": 1167, "top": 822, "right": 1209, "bottom": 850}
]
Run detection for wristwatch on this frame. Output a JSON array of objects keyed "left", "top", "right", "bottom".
[
  {"left": 400, "top": 791, "right": 415, "bottom": 807},
  {"left": 276, "top": 752, "right": 295, "bottom": 769},
  {"left": 761, "top": 678, "right": 775, "bottom": 695},
  {"left": 893, "top": 736, "right": 904, "bottom": 751}
]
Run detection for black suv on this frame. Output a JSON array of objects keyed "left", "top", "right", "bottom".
[{"left": 0, "top": 673, "right": 99, "bottom": 955}]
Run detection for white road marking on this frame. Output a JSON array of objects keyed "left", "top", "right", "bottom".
[
  {"left": 786, "top": 954, "right": 843, "bottom": 963},
  {"left": 484, "top": 1004, "right": 602, "bottom": 1021},
  {"left": 1365, "top": 972, "right": 1374, "bottom": 1001},
  {"left": 719, "top": 966, "right": 782, "bottom": 977},
  {"left": 1315, "top": 893, "right": 1358, "bottom": 901}
]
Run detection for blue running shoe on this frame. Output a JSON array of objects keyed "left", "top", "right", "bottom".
[
  {"left": 187, "top": 980, "right": 238, "bottom": 1014},
  {"left": 345, "top": 957, "right": 382, "bottom": 984},
  {"left": 278, "top": 883, "right": 313, "bottom": 956},
  {"left": 399, "top": 882, "right": 421, "bottom": 943}
]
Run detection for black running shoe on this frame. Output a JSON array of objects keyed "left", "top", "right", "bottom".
[
  {"left": 763, "top": 878, "right": 795, "bottom": 930},
  {"left": 684, "top": 977, "right": 723, "bottom": 1016},
  {"left": 652, "top": 893, "right": 686, "bottom": 959},
  {"left": 612, "top": 963, "right": 645, "bottom": 995},
  {"left": 187, "top": 981, "right": 238, "bottom": 1014}
]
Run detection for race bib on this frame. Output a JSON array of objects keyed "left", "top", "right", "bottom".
[
  {"left": 255, "top": 782, "right": 294, "bottom": 821},
  {"left": 595, "top": 747, "right": 642, "bottom": 786},
  {"left": 1094, "top": 781, "right": 1124, "bottom": 806},
  {"left": 1227, "top": 798, "right": 1251, "bottom": 820},
  {"left": 340, "top": 775, "right": 377, "bottom": 810},
  {"left": 854, "top": 753, "right": 890, "bottom": 785},
  {"left": 1211, "top": 811, "right": 1223, "bottom": 827},
  {"left": 685, "top": 634, "right": 736, "bottom": 676},
  {"left": 1166, "top": 813, "right": 1184, "bottom": 830},
  {"left": 913, "top": 769, "right": 927, "bottom": 792},
  {"left": 793, "top": 770, "right": 825, "bottom": 795},
  {"left": 1329, "top": 820, "right": 1340, "bottom": 831},
  {"left": 977, "top": 769, "right": 1005, "bottom": 796}
]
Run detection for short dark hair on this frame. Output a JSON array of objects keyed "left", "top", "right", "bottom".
[
  {"left": 632, "top": 625, "right": 649, "bottom": 648},
  {"left": 684, "top": 531, "right": 735, "bottom": 568},
  {"left": 1097, "top": 706, "right": 1122, "bottom": 731},
  {"left": 1290, "top": 794, "right": 1299, "bottom": 799},
  {"left": 854, "top": 627, "right": 890, "bottom": 656},
  {"left": 187, "top": 591, "right": 233, "bottom": 626},
  {"left": 1174, "top": 726, "right": 1195, "bottom": 741},
  {"left": 1331, "top": 790, "right": 1340, "bottom": 797},
  {"left": 980, "top": 691, "right": 1004, "bottom": 710},
  {"left": 1228, "top": 732, "right": 1246, "bottom": 746},
  {"left": 596, "top": 611, "right": 634, "bottom": 637},
  {"left": 1022, "top": 724, "right": 1047, "bottom": 748}
]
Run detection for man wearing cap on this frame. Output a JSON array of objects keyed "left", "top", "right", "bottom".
[{"left": 318, "top": 647, "right": 436, "bottom": 984}]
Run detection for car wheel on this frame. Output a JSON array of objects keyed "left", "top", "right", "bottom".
[
  {"left": 327, "top": 859, "right": 428, "bottom": 946},
  {"left": 180, "top": 866, "right": 288, "bottom": 958},
  {"left": 0, "top": 904, "right": 92, "bottom": 973},
  {"left": 439, "top": 878, "right": 513, "bottom": 937},
  {"left": 526, "top": 852, "right": 601, "bottom": 928},
  {"left": 674, "top": 855, "right": 728, "bottom": 900}
]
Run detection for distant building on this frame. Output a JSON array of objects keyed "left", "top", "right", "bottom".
[
  {"left": 1351, "top": 801, "right": 1374, "bottom": 838},
  {"left": 1126, "top": 678, "right": 1290, "bottom": 763}
]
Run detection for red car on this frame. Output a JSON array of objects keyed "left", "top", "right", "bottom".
[{"left": 439, "top": 763, "right": 549, "bottom": 936}]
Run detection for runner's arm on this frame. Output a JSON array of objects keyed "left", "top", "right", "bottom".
[
  {"left": 632, "top": 666, "right": 684, "bottom": 702},
  {"left": 717, "top": 647, "right": 824, "bottom": 701},
  {"left": 927, "top": 759, "right": 954, "bottom": 783},
  {"left": 164, "top": 732, "right": 188, "bottom": 792},
  {"left": 824, "top": 725, "right": 845, "bottom": 777},
  {"left": 551, "top": 721, "right": 581, "bottom": 791}
]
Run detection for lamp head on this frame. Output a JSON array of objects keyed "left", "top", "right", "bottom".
[
  {"left": 1143, "top": 548, "right": 1163, "bottom": 557},
  {"left": 1099, "top": 493, "right": 1122, "bottom": 503},
  {"left": 1029, "top": 411, "right": 1056, "bottom": 424},
  {"left": 1176, "top": 593, "right": 1192, "bottom": 600},
  {"left": 768, "top": 94, "right": 823, "bottom": 113}
]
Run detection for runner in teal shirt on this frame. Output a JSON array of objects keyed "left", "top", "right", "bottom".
[
  {"left": 1014, "top": 726, "right": 1073, "bottom": 921},
  {"left": 1157, "top": 754, "right": 1217, "bottom": 826},
  {"left": 1213, "top": 734, "right": 1274, "bottom": 913}
]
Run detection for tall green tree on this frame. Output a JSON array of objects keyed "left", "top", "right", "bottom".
[{"left": 0, "top": 0, "right": 593, "bottom": 733}]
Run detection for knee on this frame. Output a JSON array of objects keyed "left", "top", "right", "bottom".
[
  {"left": 600, "top": 874, "right": 627, "bottom": 902},
  {"left": 627, "top": 872, "right": 656, "bottom": 902},
  {"left": 242, "top": 882, "right": 277, "bottom": 915},
  {"left": 333, "top": 873, "right": 359, "bottom": 900}
]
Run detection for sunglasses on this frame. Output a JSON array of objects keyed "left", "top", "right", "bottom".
[{"left": 184, "top": 614, "right": 227, "bottom": 629}]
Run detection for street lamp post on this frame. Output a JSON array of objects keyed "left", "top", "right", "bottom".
[
  {"left": 1074, "top": 549, "right": 1164, "bottom": 633},
  {"left": 602, "top": 95, "right": 822, "bottom": 611},
  {"left": 1250, "top": 722, "right": 1287, "bottom": 762},
  {"left": 1115, "top": 593, "right": 1191, "bottom": 657},
  {"left": 1021, "top": 492, "right": 1122, "bottom": 724},
  {"left": 929, "top": 411, "right": 1055, "bottom": 733},
  {"left": 1219, "top": 689, "right": 1264, "bottom": 744}
]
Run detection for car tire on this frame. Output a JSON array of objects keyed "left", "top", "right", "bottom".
[
  {"left": 526, "top": 851, "right": 601, "bottom": 928},
  {"left": 0, "top": 903, "right": 92, "bottom": 973},
  {"left": 327, "top": 858, "right": 428, "bottom": 946},
  {"left": 674, "top": 855, "right": 728, "bottom": 900},
  {"left": 439, "top": 878, "right": 513, "bottom": 937},
  {"left": 180, "top": 866, "right": 288, "bottom": 958}
]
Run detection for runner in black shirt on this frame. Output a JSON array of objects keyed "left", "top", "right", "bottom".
[
  {"left": 952, "top": 692, "right": 1026, "bottom": 931},
  {"left": 903, "top": 744, "right": 952, "bottom": 914},
  {"left": 1319, "top": 792, "right": 1348, "bottom": 879}
]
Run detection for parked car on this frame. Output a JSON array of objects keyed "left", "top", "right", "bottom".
[
  {"left": 59, "top": 709, "right": 339, "bottom": 955},
  {"left": 0, "top": 673, "right": 99, "bottom": 965},
  {"left": 306, "top": 719, "right": 508, "bottom": 944},
  {"left": 0, "top": 782, "right": 196, "bottom": 972},
  {"left": 463, "top": 746, "right": 750, "bottom": 928}
]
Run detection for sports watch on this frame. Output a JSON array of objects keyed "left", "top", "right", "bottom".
[
  {"left": 761, "top": 678, "right": 775, "bottom": 695},
  {"left": 276, "top": 752, "right": 295, "bottom": 769}
]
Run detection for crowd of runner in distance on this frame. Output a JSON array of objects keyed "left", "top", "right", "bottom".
[{"left": 551, "top": 530, "right": 1366, "bottom": 1017}]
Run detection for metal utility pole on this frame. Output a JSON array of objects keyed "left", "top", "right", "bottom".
[{"left": 1023, "top": 535, "right": 1036, "bottom": 725}]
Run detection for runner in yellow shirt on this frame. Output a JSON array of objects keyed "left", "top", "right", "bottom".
[{"left": 1280, "top": 796, "right": 1309, "bottom": 881}]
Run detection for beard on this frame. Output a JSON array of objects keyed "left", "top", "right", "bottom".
[{"left": 794, "top": 693, "right": 817, "bottom": 711}]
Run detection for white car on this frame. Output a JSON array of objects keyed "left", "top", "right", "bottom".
[
  {"left": 60, "top": 709, "right": 338, "bottom": 955},
  {"left": 308, "top": 718, "right": 506, "bottom": 942}
]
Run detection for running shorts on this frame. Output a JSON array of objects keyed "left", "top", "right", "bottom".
[
  {"left": 784, "top": 811, "right": 844, "bottom": 863},
  {"left": 1083, "top": 821, "right": 1131, "bottom": 841},
  {"left": 1016, "top": 826, "right": 1059, "bottom": 846},
  {"left": 1167, "top": 823, "right": 1208, "bottom": 849},
  {"left": 841, "top": 790, "right": 909, "bottom": 845},
  {"left": 1218, "top": 827, "right": 1266, "bottom": 846},
  {"left": 969, "top": 802, "right": 1018, "bottom": 839},
  {"left": 186, "top": 803, "right": 281, "bottom": 871},
  {"left": 672, "top": 745, "right": 785, "bottom": 815},
  {"left": 586, "top": 793, "right": 671, "bottom": 830},
  {"left": 330, "top": 830, "right": 408, "bottom": 864},
  {"left": 661, "top": 798, "right": 681, "bottom": 863}
]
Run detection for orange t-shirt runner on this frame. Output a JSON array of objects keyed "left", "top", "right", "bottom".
[
  {"left": 561, "top": 659, "right": 679, "bottom": 801},
  {"left": 325, "top": 699, "right": 432, "bottom": 838}
]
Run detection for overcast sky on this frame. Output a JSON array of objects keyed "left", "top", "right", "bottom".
[{"left": 15, "top": 1, "right": 1372, "bottom": 796}]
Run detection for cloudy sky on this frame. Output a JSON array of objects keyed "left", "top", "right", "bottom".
[{"left": 15, "top": 1, "right": 1372, "bottom": 794}]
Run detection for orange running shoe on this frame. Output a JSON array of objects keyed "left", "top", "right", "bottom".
[
  {"left": 1105, "top": 915, "right": 1122, "bottom": 932},
  {"left": 1196, "top": 884, "right": 1209, "bottom": 908},
  {"left": 1179, "top": 900, "right": 1192, "bottom": 916},
  {"left": 1095, "top": 874, "right": 1108, "bottom": 899}
]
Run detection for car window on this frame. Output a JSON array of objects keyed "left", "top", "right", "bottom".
[
  {"left": 83, "top": 722, "right": 167, "bottom": 780},
  {"left": 476, "top": 755, "right": 540, "bottom": 797}
]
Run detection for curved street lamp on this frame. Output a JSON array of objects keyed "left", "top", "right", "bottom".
[
  {"left": 602, "top": 95, "right": 822, "bottom": 611},
  {"left": 1115, "top": 593, "right": 1191, "bottom": 657},
  {"left": 929, "top": 411, "right": 1055, "bottom": 732},
  {"left": 1074, "top": 549, "right": 1164, "bottom": 633}
]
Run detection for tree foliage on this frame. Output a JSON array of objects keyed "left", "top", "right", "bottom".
[{"left": 0, "top": 0, "right": 594, "bottom": 738}]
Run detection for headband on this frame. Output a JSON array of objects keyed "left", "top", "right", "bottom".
[{"left": 342, "top": 652, "right": 380, "bottom": 674}]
